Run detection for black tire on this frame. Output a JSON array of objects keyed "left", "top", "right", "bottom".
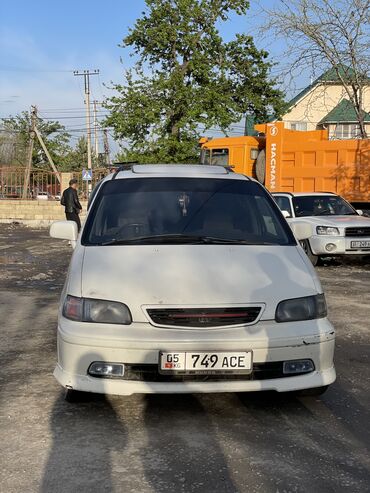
[
  {"left": 65, "top": 388, "right": 86, "bottom": 403},
  {"left": 300, "top": 239, "right": 319, "bottom": 266},
  {"left": 255, "top": 149, "right": 266, "bottom": 184},
  {"left": 296, "top": 385, "right": 329, "bottom": 396}
]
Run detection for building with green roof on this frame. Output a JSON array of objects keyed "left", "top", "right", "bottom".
[{"left": 279, "top": 65, "right": 370, "bottom": 139}]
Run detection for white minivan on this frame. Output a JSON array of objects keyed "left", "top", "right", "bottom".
[{"left": 50, "top": 165, "right": 335, "bottom": 401}]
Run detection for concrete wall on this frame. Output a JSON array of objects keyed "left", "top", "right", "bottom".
[{"left": 0, "top": 200, "right": 88, "bottom": 226}]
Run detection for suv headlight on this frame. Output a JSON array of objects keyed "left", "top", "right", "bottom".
[
  {"left": 316, "top": 226, "right": 340, "bottom": 235},
  {"left": 275, "top": 294, "right": 327, "bottom": 323},
  {"left": 63, "top": 295, "right": 132, "bottom": 324}
]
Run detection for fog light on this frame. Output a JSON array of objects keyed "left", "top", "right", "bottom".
[
  {"left": 88, "top": 362, "right": 124, "bottom": 378},
  {"left": 325, "top": 243, "right": 336, "bottom": 252},
  {"left": 283, "top": 359, "right": 314, "bottom": 374}
]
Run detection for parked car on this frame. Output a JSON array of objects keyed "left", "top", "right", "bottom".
[
  {"left": 36, "top": 191, "right": 51, "bottom": 200},
  {"left": 273, "top": 192, "right": 370, "bottom": 265},
  {"left": 50, "top": 165, "right": 335, "bottom": 401}
]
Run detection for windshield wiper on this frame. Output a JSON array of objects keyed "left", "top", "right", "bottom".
[
  {"left": 101, "top": 234, "right": 260, "bottom": 246},
  {"left": 102, "top": 234, "right": 208, "bottom": 245}
]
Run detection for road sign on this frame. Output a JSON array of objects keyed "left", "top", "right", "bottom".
[{"left": 82, "top": 168, "right": 92, "bottom": 181}]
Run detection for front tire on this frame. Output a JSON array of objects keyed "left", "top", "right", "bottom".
[{"left": 300, "top": 239, "right": 319, "bottom": 266}]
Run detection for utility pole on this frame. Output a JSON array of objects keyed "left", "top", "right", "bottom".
[
  {"left": 34, "top": 127, "right": 60, "bottom": 182},
  {"left": 92, "top": 100, "right": 100, "bottom": 161},
  {"left": 23, "top": 105, "right": 36, "bottom": 199},
  {"left": 73, "top": 70, "right": 99, "bottom": 173},
  {"left": 103, "top": 129, "right": 111, "bottom": 166}
]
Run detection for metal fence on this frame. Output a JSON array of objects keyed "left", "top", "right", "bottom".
[{"left": 0, "top": 167, "right": 61, "bottom": 199}]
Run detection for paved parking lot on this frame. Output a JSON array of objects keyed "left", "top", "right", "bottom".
[{"left": 0, "top": 224, "right": 369, "bottom": 493}]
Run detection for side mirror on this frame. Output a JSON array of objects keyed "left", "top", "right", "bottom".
[
  {"left": 281, "top": 210, "right": 291, "bottom": 219},
  {"left": 356, "top": 209, "right": 363, "bottom": 216},
  {"left": 290, "top": 221, "right": 312, "bottom": 241},
  {"left": 50, "top": 220, "right": 78, "bottom": 245}
]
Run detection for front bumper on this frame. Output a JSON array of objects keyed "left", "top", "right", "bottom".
[
  {"left": 55, "top": 317, "right": 336, "bottom": 395},
  {"left": 309, "top": 235, "right": 370, "bottom": 255}
]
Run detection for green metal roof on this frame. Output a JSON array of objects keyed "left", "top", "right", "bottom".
[
  {"left": 245, "top": 114, "right": 276, "bottom": 135},
  {"left": 318, "top": 98, "right": 370, "bottom": 124},
  {"left": 244, "top": 115, "right": 258, "bottom": 136},
  {"left": 287, "top": 65, "right": 370, "bottom": 109}
]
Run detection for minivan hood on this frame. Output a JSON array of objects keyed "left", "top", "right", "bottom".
[{"left": 80, "top": 245, "right": 319, "bottom": 322}]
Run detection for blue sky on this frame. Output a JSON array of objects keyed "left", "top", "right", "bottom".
[{"left": 0, "top": 0, "right": 304, "bottom": 148}]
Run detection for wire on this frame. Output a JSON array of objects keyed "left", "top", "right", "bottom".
[
  {"left": 37, "top": 114, "right": 109, "bottom": 120},
  {"left": 0, "top": 67, "right": 75, "bottom": 73}
]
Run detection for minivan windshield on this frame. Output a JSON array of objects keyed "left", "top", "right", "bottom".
[
  {"left": 82, "top": 178, "right": 295, "bottom": 246},
  {"left": 293, "top": 195, "right": 357, "bottom": 217}
]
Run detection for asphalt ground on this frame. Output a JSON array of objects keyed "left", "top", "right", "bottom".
[{"left": 0, "top": 224, "right": 369, "bottom": 493}]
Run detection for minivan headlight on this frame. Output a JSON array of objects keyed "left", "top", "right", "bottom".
[
  {"left": 63, "top": 295, "right": 132, "bottom": 324},
  {"left": 316, "top": 226, "right": 340, "bottom": 235},
  {"left": 275, "top": 294, "right": 327, "bottom": 323}
]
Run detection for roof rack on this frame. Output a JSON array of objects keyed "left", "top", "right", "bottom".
[{"left": 111, "top": 161, "right": 139, "bottom": 180}]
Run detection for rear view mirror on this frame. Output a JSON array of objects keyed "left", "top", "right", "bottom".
[
  {"left": 356, "top": 209, "right": 363, "bottom": 216},
  {"left": 50, "top": 220, "right": 78, "bottom": 244},
  {"left": 290, "top": 222, "right": 312, "bottom": 241},
  {"left": 281, "top": 210, "right": 291, "bottom": 219}
]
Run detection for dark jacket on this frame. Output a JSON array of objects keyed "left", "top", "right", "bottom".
[{"left": 61, "top": 187, "right": 82, "bottom": 214}]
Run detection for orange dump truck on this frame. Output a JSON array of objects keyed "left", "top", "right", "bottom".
[{"left": 200, "top": 121, "right": 370, "bottom": 209}]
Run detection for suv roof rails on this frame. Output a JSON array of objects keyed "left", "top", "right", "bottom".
[{"left": 111, "top": 162, "right": 236, "bottom": 179}]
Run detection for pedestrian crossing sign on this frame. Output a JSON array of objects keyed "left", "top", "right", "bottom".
[{"left": 82, "top": 168, "right": 92, "bottom": 181}]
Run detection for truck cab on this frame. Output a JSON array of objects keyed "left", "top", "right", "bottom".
[{"left": 200, "top": 136, "right": 264, "bottom": 177}]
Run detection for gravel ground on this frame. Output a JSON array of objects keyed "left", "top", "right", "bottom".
[{"left": 0, "top": 224, "right": 369, "bottom": 493}]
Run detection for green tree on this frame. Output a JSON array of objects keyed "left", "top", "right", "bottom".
[
  {"left": 105, "top": 0, "right": 286, "bottom": 163},
  {"left": 62, "top": 136, "right": 89, "bottom": 171},
  {"left": 1, "top": 111, "right": 72, "bottom": 170}
]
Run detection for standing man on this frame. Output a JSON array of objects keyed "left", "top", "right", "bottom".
[{"left": 61, "top": 179, "right": 82, "bottom": 232}]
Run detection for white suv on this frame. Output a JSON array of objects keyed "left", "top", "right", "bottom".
[
  {"left": 273, "top": 192, "right": 370, "bottom": 265},
  {"left": 50, "top": 165, "right": 335, "bottom": 401}
]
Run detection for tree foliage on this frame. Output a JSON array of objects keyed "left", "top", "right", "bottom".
[
  {"left": 0, "top": 113, "right": 97, "bottom": 171},
  {"left": 0, "top": 111, "right": 72, "bottom": 169},
  {"left": 62, "top": 136, "right": 90, "bottom": 171},
  {"left": 105, "top": 0, "right": 286, "bottom": 163}
]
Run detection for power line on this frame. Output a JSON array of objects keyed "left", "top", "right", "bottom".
[
  {"left": 0, "top": 67, "right": 74, "bottom": 73},
  {"left": 37, "top": 114, "right": 108, "bottom": 120}
]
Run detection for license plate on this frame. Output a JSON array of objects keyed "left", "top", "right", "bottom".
[
  {"left": 350, "top": 240, "right": 370, "bottom": 248},
  {"left": 159, "top": 351, "right": 252, "bottom": 374}
]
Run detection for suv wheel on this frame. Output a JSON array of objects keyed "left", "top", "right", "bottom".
[{"left": 300, "top": 239, "right": 319, "bottom": 266}]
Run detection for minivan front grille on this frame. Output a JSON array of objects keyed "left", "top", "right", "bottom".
[
  {"left": 345, "top": 227, "right": 370, "bottom": 237},
  {"left": 146, "top": 307, "right": 261, "bottom": 328},
  {"left": 110, "top": 362, "right": 311, "bottom": 382}
]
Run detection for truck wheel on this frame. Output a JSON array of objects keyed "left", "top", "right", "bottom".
[
  {"left": 296, "top": 385, "right": 329, "bottom": 396},
  {"left": 255, "top": 149, "right": 266, "bottom": 184},
  {"left": 300, "top": 239, "right": 319, "bottom": 266}
]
